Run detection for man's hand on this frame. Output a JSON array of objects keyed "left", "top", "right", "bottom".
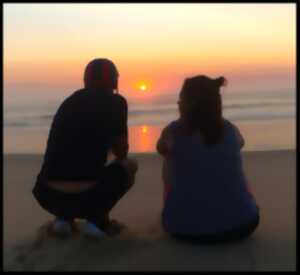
[{"left": 112, "top": 136, "right": 129, "bottom": 160}]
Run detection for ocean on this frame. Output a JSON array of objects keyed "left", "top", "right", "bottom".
[{"left": 4, "top": 89, "right": 296, "bottom": 154}]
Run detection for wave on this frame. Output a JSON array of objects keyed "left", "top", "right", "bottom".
[
  {"left": 224, "top": 101, "right": 294, "bottom": 109},
  {"left": 4, "top": 99, "right": 295, "bottom": 129},
  {"left": 4, "top": 122, "right": 30, "bottom": 127},
  {"left": 39, "top": 115, "right": 53, "bottom": 120},
  {"left": 128, "top": 100, "right": 294, "bottom": 117}
]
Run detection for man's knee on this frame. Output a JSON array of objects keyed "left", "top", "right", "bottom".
[{"left": 122, "top": 158, "right": 138, "bottom": 176}]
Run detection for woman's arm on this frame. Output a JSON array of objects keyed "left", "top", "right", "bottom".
[
  {"left": 229, "top": 121, "right": 244, "bottom": 149},
  {"left": 225, "top": 120, "right": 245, "bottom": 149},
  {"left": 235, "top": 126, "right": 245, "bottom": 149},
  {"left": 156, "top": 124, "right": 174, "bottom": 156}
]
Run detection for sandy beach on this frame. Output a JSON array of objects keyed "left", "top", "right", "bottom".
[{"left": 3, "top": 150, "right": 296, "bottom": 271}]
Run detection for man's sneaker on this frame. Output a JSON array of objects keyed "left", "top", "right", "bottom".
[
  {"left": 51, "top": 219, "right": 72, "bottom": 238},
  {"left": 83, "top": 222, "right": 107, "bottom": 239},
  {"left": 105, "top": 219, "right": 126, "bottom": 236}
]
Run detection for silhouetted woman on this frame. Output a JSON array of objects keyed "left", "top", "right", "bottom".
[{"left": 157, "top": 75, "right": 259, "bottom": 244}]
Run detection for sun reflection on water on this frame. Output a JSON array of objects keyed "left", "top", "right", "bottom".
[
  {"left": 128, "top": 125, "right": 163, "bottom": 153},
  {"left": 142, "top": 125, "right": 148, "bottom": 134}
]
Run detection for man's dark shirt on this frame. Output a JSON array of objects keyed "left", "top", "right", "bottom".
[{"left": 39, "top": 89, "right": 128, "bottom": 181}]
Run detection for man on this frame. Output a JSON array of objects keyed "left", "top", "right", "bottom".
[{"left": 33, "top": 58, "right": 138, "bottom": 238}]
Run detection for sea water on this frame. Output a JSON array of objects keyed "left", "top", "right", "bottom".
[{"left": 4, "top": 89, "right": 296, "bottom": 154}]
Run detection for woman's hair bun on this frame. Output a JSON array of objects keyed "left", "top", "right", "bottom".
[{"left": 215, "top": 76, "right": 227, "bottom": 87}]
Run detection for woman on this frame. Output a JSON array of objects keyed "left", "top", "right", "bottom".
[{"left": 157, "top": 75, "right": 259, "bottom": 244}]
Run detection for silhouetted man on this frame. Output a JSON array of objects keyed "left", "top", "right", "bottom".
[{"left": 33, "top": 58, "right": 138, "bottom": 238}]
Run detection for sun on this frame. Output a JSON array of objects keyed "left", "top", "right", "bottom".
[
  {"left": 134, "top": 80, "right": 151, "bottom": 93},
  {"left": 139, "top": 84, "right": 147, "bottom": 91}
]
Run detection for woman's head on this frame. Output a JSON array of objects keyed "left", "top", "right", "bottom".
[{"left": 178, "top": 75, "right": 227, "bottom": 145}]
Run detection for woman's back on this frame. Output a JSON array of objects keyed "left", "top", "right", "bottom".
[{"left": 162, "top": 119, "right": 258, "bottom": 236}]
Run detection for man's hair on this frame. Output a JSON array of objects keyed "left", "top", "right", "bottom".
[{"left": 84, "top": 58, "right": 119, "bottom": 91}]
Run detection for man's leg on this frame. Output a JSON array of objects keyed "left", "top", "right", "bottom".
[
  {"left": 119, "top": 157, "right": 138, "bottom": 189},
  {"left": 85, "top": 158, "right": 138, "bottom": 233},
  {"left": 33, "top": 177, "right": 79, "bottom": 236}
]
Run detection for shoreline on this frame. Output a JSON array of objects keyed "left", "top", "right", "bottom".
[{"left": 3, "top": 148, "right": 296, "bottom": 158}]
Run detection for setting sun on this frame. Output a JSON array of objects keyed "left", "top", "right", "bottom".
[
  {"left": 133, "top": 80, "right": 151, "bottom": 93},
  {"left": 139, "top": 84, "right": 147, "bottom": 92}
]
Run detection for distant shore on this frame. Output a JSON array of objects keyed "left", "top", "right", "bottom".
[{"left": 4, "top": 150, "right": 296, "bottom": 271}]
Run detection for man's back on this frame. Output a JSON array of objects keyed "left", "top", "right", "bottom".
[
  {"left": 32, "top": 58, "right": 139, "bottom": 238},
  {"left": 40, "top": 89, "right": 128, "bottom": 181}
]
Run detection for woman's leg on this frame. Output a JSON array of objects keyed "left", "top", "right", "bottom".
[
  {"left": 162, "top": 158, "right": 171, "bottom": 203},
  {"left": 170, "top": 215, "right": 260, "bottom": 244}
]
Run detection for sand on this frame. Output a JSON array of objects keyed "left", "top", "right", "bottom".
[{"left": 3, "top": 150, "right": 296, "bottom": 271}]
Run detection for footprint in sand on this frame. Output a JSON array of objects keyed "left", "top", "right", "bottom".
[{"left": 6, "top": 220, "right": 136, "bottom": 271}]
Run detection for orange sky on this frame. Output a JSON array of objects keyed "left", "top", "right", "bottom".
[{"left": 4, "top": 4, "right": 296, "bottom": 103}]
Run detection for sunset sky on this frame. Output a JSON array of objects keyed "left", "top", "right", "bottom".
[{"left": 4, "top": 3, "right": 296, "bottom": 105}]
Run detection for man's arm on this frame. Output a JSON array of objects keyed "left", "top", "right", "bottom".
[
  {"left": 112, "top": 136, "right": 129, "bottom": 160},
  {"left": 111, "top": 95, "right": 129, "bottom": 160}
]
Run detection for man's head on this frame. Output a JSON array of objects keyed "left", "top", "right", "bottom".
[{"left": 84, "top": 58, "right": 119, "bottom": 92}]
